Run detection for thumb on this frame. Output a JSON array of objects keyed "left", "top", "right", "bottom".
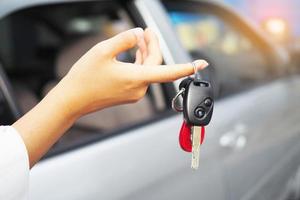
[
  {"left": 100, "top": 28, "right": 144, "bottom": 58},
  {"left": 142, "top": 60, "right": 209, "bottom": 83}
]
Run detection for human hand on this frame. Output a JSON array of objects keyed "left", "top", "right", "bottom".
[
  {"left": 13, "top": 28, "right": 208, "bottom": 166},
  {"left": 50, "top": 28, "right": 209, "bottom": 117}
]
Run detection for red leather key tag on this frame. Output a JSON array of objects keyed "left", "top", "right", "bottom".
[{"left": 179, "top": 121, "right": 205, "bottom": 152}]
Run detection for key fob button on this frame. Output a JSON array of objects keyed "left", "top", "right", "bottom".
[
  {"left": 204, "top": 98, "right": 212, "bottom": 107},
  {"left": 194, "top": 107, "right": 205, "bottom": 119}
]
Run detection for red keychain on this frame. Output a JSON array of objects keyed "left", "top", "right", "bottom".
[{"left": 179, "top": 121, "right": 205, "bottom": 152}]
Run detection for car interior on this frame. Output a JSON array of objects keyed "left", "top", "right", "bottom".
[{"left": 0, "top": 1, "right": 171, "bottom": 157}]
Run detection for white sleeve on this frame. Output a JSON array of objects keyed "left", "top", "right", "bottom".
[{"left": 0, "top": 126, "right": 29, "bottom": 200}]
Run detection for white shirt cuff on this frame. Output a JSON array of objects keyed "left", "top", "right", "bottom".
[{"left": 0, "top": 126, "right": 29, "bottom": 200}]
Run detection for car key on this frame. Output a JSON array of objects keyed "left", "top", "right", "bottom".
[
  {"left": 184, "top": 72, "right": 213, "bottom": 169},
  {"left": 172, "top": 70, "right": 214, "bottom": 169}
]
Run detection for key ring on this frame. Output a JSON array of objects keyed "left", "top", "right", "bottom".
[
  {"left": 172, "top": 88, "right": 185, "bottom": 112},
  {"left": 191, "top": 61, "right": 197, "bottom": 74}
]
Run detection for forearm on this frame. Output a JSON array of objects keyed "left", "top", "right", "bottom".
[{"left": 12, "top": 80, "right": 79, "bottom": 168}]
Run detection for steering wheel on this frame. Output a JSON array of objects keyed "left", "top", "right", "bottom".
[{"left": 0, "top": 61, "right": 22, "bottom": 120}]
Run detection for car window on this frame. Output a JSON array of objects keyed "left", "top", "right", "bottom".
[
  {"left": 0, "top": 89, "right": 14, "bottom": 124},
  {"left": 168, "top": 10, "right": 271, "bottom": 99},
  {"left": 0, "top": 1, "right": 169, "bottom": 157}
]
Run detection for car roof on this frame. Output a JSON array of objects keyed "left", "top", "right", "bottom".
[{"left": 0, "top": 0, "right": 110, "bottom": 19}]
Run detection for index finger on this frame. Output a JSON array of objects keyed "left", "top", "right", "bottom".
[{"left": 141, "top": 60, "right": 209, "bottom": 83}]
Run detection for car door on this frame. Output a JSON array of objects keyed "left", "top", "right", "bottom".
[
  {"left": 163, "top": 0, "right": 300, "bottom": 199},
  {"left": 0, "top": 0, "right": 226, "bottom": 200}
]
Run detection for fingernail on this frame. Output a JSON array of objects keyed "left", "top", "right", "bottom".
[
  {"left": 132, "top": 27, "right": 144, "bottom": 41},
  {"left": 193, "top": 60, "right": 209, "bottom": 72}
]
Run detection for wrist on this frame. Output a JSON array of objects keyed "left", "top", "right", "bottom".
[
  {"left": 12, "top": 79, "right": 81, "bottom": 166},
  {"left": 44, "top": 78, "right": 82, "bottom": 122}
]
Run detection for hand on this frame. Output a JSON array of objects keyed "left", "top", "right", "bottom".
[
  {"left": 54, "top": 28, "right": 208, "bottom": 117},
  {"left": 13, "top": 28, "right": 208, "bottom": 167}
]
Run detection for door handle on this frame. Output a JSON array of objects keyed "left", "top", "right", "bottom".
[{"left": 219, "top": 123, "right": 248, "bottom": 149}]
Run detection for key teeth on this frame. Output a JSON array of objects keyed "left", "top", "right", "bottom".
[
  {"left": 191, "top": 165, "right": 199, "bottom": 170},
  {"left": 191, "top": 158, "right": 199, "bottom": 170},
  {"left": 191, "top": 126, "right": 202, "bottom": 170}
]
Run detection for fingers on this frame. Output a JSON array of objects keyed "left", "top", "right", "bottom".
[
  {"left": 141, "top": 60, "right": 209, "bottom": 83},
  {"left": 134, "top": 49, "right": 143, "bottom": 64},
  {"left": 137, "top": 33, "right": 148, "bottom": 61},
  {"left": 100, "top": 28, "right": 145, "bottom": 58},
  {"left": 143, "top": 28, "right": 163, "bottom": 65}
]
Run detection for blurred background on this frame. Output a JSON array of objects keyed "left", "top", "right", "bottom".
[
  {"left": 225, "top": 0, "right": 300, "bottom": 44},
  {"left": 224, "top": 0, "right": 300, "bottom": 65}
]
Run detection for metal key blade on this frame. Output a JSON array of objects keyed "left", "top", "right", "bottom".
[{"left": 191, "top": 126, "right": 202, "bottom": 170}]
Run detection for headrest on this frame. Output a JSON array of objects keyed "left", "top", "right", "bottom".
[
  {"left": 55, "top": 21, "right": 131, "bottom": 78},
  {"left": 55, "top": 34, "right": 105, "bottom": 78}
]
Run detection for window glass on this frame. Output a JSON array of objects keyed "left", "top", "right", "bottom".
[
  {"left": 169, "top": 11, "right": 270, "bottom": 98},
  {"left": 0, "top": 2, "right": 168, "bottom": 156},
  {"left": 0, "top": 89, "right": 13, "bottom": 124}
]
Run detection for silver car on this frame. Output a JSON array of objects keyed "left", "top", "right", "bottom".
[{"left": 0, "top": 0, "right": 300, "bottom": 199}]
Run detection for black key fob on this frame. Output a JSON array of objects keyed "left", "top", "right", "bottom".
[{"left": 182, "top": 79, "right": 214, "bottom": 126}]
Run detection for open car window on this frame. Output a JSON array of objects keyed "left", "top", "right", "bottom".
[
  {"left": 0, "top": 1, "right": 170, "bottom": 157},
  {"left": 0, "top": 87, "right": 14, "bottom": 124},
  {"left": 164, "top": 3, "right": 276, "bottom": 99}
]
